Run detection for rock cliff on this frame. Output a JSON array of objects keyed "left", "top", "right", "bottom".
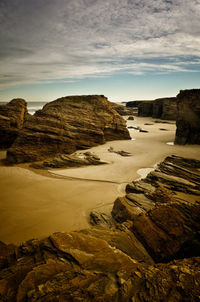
[
  {"left": 0, "top": 155, "right": 200, "bottom": 301},
  {"left": 175, "top": 89, "right": 200, "bottom": 144},
  {"left": 138, "top": 97, "right": 177, "bottom": 119},
  {"left": 6, "top": 95, "right": 130, "bottom": 164},
  {"left": 0, "top": 99, "right": 28, "bottom": 149}
]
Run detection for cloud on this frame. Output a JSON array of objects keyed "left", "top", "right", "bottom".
[{"left": 0, "top": 0, "right": 200, "bottom": 89}]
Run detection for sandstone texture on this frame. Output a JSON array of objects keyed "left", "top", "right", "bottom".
[
  {"left": 111, "top": 102, "right": 134, "bottom": 116},
  {"left": 1, "top": 155, "right": 200, "bottom": 301},
  {"left": 0, "top": 99, "right": 28, "bottom": 149},
  {"left": 6, "top": 95, "right": 130, "bottom": 164},
  {"left": 138, "top": 97, "right": 177, "bottom": 119},
  {"left": 175, "top": 89, "right": 200, "bottom": 144},
  {"left": 112, "top": 155, "right": 200, "bottom": 263}
]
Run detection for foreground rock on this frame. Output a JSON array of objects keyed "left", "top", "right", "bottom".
[
  {"left": 6, "top": 95, "right": 130, "bottom": 164},
  {"left": 112, "top": 155, "right": 200, "bottom": 263},
  {"left": 175, "top": 89, "right": 200, "bottom": 144},
  {"left": 0, "top": 230, "right": 199, "bottom": 301},
  {"left": 0, "top": 99, "right": 28, "bottom": 149},
  {"left": 0, "top": 156, "right": 200, "bottom": 301}
]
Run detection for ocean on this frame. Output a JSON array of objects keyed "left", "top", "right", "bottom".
[{"left": 27, "top": 102, "right": 47, "bottom": 114}]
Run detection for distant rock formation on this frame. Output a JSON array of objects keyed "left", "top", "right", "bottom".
[
  {"left": 126, "top": 100, "right": 142, "bottom": 107},
  {"left": 6, "top": 95, "right": 130, "bottom": 164},
  {"left": 0, "top": 99, "right": 28, "bottom": 148},
  {"left": 138, "top": 101, "right": 153, "bottom": 117},
  {"left": 175, "top": 89, "right": 200, "bottom": 144},
  {"left": 111, "top": 102, "right": 134, "bottom": 116},
  {"left": 138, "top": 97, "right": 177, "bottom": 119},
  {"left": 0, "top": 155, "right": 200, "bottom": 301}
]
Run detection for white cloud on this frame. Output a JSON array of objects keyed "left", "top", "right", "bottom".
[{"left": 0, "top": 0, "right": 200, "bottom": 89}]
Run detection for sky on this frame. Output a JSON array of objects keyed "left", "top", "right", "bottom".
[{"left": 0, "top": 0, "right": 200, "bottom": 103}]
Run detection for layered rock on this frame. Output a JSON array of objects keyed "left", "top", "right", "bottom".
[
  {"left": 138, "top": 97, "right": 177, "bottom": 119},
  {"left": 6, "top": 95, "right": 130, "bottom": 164},
  {"left": 112, "top": 155, "right": 200, "bottom": 263},
  {"left": 0, "top": 99, "right": 28, "bottom": 149},
  {"left": 0, "top": 155, "right": 200, "bottom": 301},
  {"left": 111, "top": 102, "right": 134, "bottom": 116},
  {"left": 175, "top": 89, "right": 200, "bottom": 144}
]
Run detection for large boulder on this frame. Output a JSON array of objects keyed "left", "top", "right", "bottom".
[
  {"left": 6, "top": 95, "right": 130, "bottom": 163},
  {"left": 175, "top": 89, "right": 200, "bottom": 144},
  {"left": 0, "top": 99, "right": 28, "bottom": 148}
]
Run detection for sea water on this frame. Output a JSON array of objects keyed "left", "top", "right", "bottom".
[{"left": 27, "top": 102, "right": 47, "bottom": 114}]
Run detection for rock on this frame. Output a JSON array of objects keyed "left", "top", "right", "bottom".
[
  {"left": 126, "top": 101, "right": 142, "bottom": 108},
  {"left": 152, "top": 97, "right": 177, "bottom": 120},
  {"left": 138, "top": 97, "right": 177, "bottom": 120},
  {"left": 31, "top": 152, "right": 106, "bottom": 169},
  {"left": 0, "top": 99, "right": 28, "bottom": 149},
  {"left": 127, "top": 116, "right": 134, "bottom": 120},
  {"left": 0, "top": 231, "right": 199, "bottom": 301},
  {"left": 111, "top": 102, "right": 134, "bottom": 116},
  {"left": 111, "top": 155, "right": 200, "bottom": 263},
  {"left": 89, "top": 211, "right": 115, "bottom": 228},
  {"left": 175, "top": 89, "right": 200, "bottom": 144},
  {"left": 108, "top": 147, "right": 132, "bottom": 156},
  {"left": 6, "top": 95, "right": 130, "bottom": 164},
  {"left": 138, "top": 101, "right": 153, "bottom": 117}
]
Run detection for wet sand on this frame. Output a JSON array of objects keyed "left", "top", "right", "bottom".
[{"left": 0, "top": 116, "right": 200, "bottom": 244}]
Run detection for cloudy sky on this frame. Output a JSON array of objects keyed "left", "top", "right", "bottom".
[{"left": 0, "top": 0, "right": 200, "bottom": 102}]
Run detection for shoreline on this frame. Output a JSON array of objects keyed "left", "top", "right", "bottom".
[{"left": 0, "top": 116, "right": 200, "bottom": 245}]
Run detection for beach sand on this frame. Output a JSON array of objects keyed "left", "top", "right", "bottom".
[{"left": 0, "top": 116, "right": 200, "bottom": 244}]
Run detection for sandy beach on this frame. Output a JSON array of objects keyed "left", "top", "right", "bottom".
[{"left": 0, "top": 116, "right": 200, "bottom": 245}]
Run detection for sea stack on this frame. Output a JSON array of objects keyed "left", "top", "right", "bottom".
[
  {"left": 175, "top": 89, "right": 200, "bottom": 145},
  {"left": 6, "top": 95, "right": 130, "bottom": 164},
  {"left": 0, "top": 99, "right": 28, "bottom": 149}
]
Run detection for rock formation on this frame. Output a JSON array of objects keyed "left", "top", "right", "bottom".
[
  {"left": 0, "top": 99, "right": 28, "bottom": 149},
  {"left": 137, "top": 97, "right": 177, "bottom": 119},
  {"left": 138, "top": 101, "right": 153, "bottom": 117},
  {"left": 6, "top": 95, "right": 130, "bottom": 164},
  {"left": 111, "top": 102, "right": 134, "bottom": 116},
  {"left": 175, "top": 89, "right": 200, "bottom": 144},
  {"left": 0, "top": 155, "right": 200, "bottom": 301},
  {"left": 112, "top": 155, "right": 200, "bottom": 263}
]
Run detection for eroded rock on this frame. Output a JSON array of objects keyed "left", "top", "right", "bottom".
[
  {"left": 0, "top": 99, "right": 28, "bottom": 149},
  {"left": 175, "top": 89, "right": 200, "bottom": 145},
  {"left": 6, "top": 95, "right": 130, "bottom": 164}
]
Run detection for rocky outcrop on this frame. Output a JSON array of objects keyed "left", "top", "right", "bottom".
[
  {"left": 0, "top": 99, "right": 28, "bottom": 149},
  {"left": 175, "top": 89, "right": 200, "bottom": 144},
  {"left": 0, "top": 230, "right": 199, "bottom": 301},
  {"left": 0, "top": 155, "right": 200, "bottom": 301},
  {"left": 138, "top": 97, "right": 177, "bottom": 119},
  {"left": 111, "top": 102, "right": 134, "bottom": 116},
  {"left": 31, "top": 151, "right": 107, "bottom": 169},
  {"left": 112, "top": 155, "right": 200, "bottom": 263},
  {"left": 6, "top": 95, "right": 130, "bottom": 164},
  {"left": 138, "top": 101, "right": 153, "bottom": 117}
]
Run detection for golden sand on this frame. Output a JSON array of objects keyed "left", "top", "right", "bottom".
[{"left": 0, "top": 116, "right": 200, "bottom": 244}]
